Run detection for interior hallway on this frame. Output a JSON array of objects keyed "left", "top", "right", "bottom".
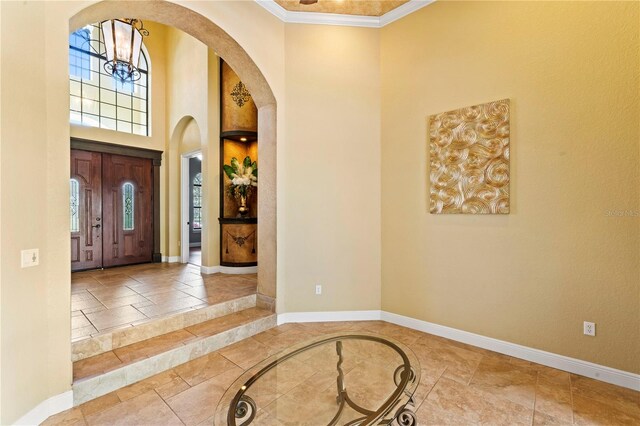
[{"left": 72, "top": 263, "right": 256, "bottom": 341}]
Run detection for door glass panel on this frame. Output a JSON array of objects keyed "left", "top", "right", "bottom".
[
  {"left": 193, "top": 173, "right": 202, "bottom": 230},
  {"left": 123, "top": 182, "right": 134, "bottom": 230},
  {"left": 70, "top": 179, "right": 80, "bottom": 232}
]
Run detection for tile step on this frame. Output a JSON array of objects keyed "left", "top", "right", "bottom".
[
  {"left": 72, "top": 294, "right": 257, "bottom": 362},
  {"left": 72, "top": 307, "right": 276, "bottom": 405}
]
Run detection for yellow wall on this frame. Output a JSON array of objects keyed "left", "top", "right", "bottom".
[
  {"left": 165, "top": 25, "right": 220, "bottom": 264},
  {"left": 281, "top": 24, "right": 382, "bottom": 312},
  {"left": 380, "top": 1, "right": 640, "bottom": 373},
  {"left": 1, "top": 2, "right": 71, "bottom": 422}
]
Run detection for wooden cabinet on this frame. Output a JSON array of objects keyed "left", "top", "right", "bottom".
[{"left": 219, "top": 61, "right": 258, "bottom": 267}]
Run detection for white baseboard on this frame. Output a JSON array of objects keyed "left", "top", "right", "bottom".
[
  {"left": 161, "top": 256, "right": 181, "bottom": 263},
  {"left": 200, "top": 265, "right": 221, "bottom": 275},
  {"left": 13, "top": 390, "right": 73, "bottom": 425},
  {"left": 277, "top": 310, "right": 381, "bottom": 325},
  {"left": 277, "top": 310, "right": 640, "bottom": 391},
  {"left": 220, "top": 266, "right": 258, "bottom": 274}
]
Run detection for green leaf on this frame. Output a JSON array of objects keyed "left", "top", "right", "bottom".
[
  {"left": 223, "top": 164, "right": 235, "bottom": 179},
  {"left": 231, "top": 157, "right": 240, "bottom": 172},
  {"left": 252, "top": 168, "right": 258, "bottom": 178},
  {"left": 243, "top": 156, "right": 252, "bottom": 169}
]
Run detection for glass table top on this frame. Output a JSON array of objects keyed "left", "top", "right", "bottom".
[{"left": 214, "top": 333, "right": 421, "bottom": 426}]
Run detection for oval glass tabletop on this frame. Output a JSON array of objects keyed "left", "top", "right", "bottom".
[{"left": 214, "top": 333, "right": 421, "bottom": 426}]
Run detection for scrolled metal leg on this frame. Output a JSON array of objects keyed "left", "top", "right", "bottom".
[
  {"left": 394, "top": 408, "right": 417, "bottom": 426},
  {"left": 234, "top": 395, "right": 257, "bottom": 426},
  {"left": 393, "top": 365, "right": 416, "bottom": 386}
]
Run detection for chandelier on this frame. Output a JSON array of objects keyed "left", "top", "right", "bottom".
[{"left": 100, "top": 19, "right": 149, "bottom": 84}]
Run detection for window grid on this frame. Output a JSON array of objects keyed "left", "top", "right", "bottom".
[
  {"left": 69, "top": 23, "right": 149, "bottom": 136},
  {"left": 193, "top": 173, "right": 202, "bottom": 230}
]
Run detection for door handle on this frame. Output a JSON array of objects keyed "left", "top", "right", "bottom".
[{"left": 92, "top": 224, "right": 101, "bottom": 229}]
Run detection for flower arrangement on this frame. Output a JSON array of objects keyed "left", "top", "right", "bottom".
[{"left": 223, "top": 156, "right": 257, "bottom": 213}]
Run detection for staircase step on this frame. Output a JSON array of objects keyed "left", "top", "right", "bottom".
[
  {"left": 72, "top": 294, "right": 257, "bottom": 362},
  {"left": 72, "top": 307, "right": 276, "bottom": 405}
]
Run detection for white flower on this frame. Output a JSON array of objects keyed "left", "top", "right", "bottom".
[{"left": 232, "top": 176, "right": 251, "bottom": 186}]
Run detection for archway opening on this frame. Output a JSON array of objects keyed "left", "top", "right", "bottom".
[{"left": 69, "top": 1, "right": 277, "bottom": 308}]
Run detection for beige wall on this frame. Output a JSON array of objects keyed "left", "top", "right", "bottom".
[
  {"left": 380, "top": 1, "right": 640, "bottom": 373},
  {"left": 281, "top": 24, "right": 382, "bottom": 312},
  {"left": 165, "top": 25, "right": 220, "bottom": 264},
  {"left": 1, "top": 3, "right": 55, "bottom": 422}
]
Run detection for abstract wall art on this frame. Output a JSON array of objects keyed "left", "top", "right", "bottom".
[{"left": 429, "top": 99, "right": 510, "bottom": 214}]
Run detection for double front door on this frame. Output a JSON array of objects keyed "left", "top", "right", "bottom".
[{"left": 71, "top": 149, "right": 153, "bottom": 271}]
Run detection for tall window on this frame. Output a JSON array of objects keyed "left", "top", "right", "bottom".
[
  {"left": 70, "top": 179, "right": 80, "bottom": 232},
  {"left": 69, "top": 23, "right": 150, "bottom": 136},
  {"left": 123, "top": 183, "right": 135, "bottom": 231},
  {"left": 193, "top": 173, "right": 202, "bottom": 230}
]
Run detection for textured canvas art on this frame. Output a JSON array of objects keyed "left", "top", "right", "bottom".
[{"left": 429, "top": 99, "right": 510, "bottom": 214}]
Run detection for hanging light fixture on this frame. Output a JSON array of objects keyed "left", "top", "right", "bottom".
[{"left": 100, "top": 18, "right": 149, "bottom": 84}]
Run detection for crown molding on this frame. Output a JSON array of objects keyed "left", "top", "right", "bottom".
[{"left": 256, "top": 0, "right": 435, "bottom": 28}]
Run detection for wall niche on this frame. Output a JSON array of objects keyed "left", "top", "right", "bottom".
[{"left": 219, "top": 61, "right": 258, "bottom": 267}]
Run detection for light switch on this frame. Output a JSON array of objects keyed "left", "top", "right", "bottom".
[{"left": 21, "top": 249, "right": 39, "bottom": 268}]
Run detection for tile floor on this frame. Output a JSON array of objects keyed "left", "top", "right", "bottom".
[
  {"left": 73, "top": 307, "right": 273, "bottom": 382},
  {"left": 71, "top": 263, "right": 257, "bottom": 341},
  {"left": 46, "top": 321, "right": 640, "bottom": 425},
  {"left": 189, "top": 247, "right": 202, "bottom": 266}
]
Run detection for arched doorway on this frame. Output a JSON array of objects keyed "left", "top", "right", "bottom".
[{"left": 69, "top": 1, "right": 277, "bottom": 307}]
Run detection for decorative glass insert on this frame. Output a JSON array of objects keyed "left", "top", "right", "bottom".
[
  {"left": 123, "top": 182, "right": 135, "bottom": 231},
  {"left": 70, "top": 179, "right": 80, "bottom": 232},
  {"left": 69, "top": 23, "right": 149, "bottom": 136},
  {"left": 193, "top": 173, "right": 202, "bottom": 230}
]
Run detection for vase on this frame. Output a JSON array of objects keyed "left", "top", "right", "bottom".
[{"left": 238, "top": 195, "right": 249, "bottom": 216}]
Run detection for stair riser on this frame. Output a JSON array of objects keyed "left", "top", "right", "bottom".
[
  {"left": 72, "top": 294, "right": 257, "bottom": 361},
  {"left": 73, "top": 314, "right": 276, "bottom": 405}
]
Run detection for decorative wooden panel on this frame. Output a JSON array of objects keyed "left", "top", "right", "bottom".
[
  {"left": 221, "top": 223, "right": 257, "bottom": 266},
  {"left": 429, "top": 99, "right": 510, "bottom": 214},
  {"left": 221, "top": 61, "right": 257, "bottom": 133}
]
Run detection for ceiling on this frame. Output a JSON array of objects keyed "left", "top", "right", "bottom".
[{"left": 273, "top": 0, "right": 412, "bottom": 17}]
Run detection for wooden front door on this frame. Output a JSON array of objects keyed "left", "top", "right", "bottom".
[
  {"left": 70, "top": 150, "right": 103, "bottom": 271},
  {"left": 102, "top": 153, "right": 153, "bottom": 267},
  {"left": 71, "top": 149, "right": 154, "bottom": 271}
]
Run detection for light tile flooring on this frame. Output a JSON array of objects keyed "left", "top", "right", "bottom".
[
  {"left": 46, "top": 321, "right": 639, "bottom": 425},
  {"left": 73, "top": 307, "right": 273, "bottom": 382},
  {"left": 189, "top": 247, "right": 202, "bottom": 266},
  {"left": 71, "top": 263, "right": 257, "bottom": 341}
]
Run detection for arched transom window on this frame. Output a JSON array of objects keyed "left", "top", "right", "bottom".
[{"left": 69, "top": 23, "right": 150, "bottom": 136}]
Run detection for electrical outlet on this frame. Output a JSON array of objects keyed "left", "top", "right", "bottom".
[
  {"left": 21, "top": 249, "right": 39, "bottom": 268},
  {"left": 583, "top": 321, "right": 596, "bottom": 336},
  {"left": 315, "top": 284, "right": 322, "bottom": 295}
]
